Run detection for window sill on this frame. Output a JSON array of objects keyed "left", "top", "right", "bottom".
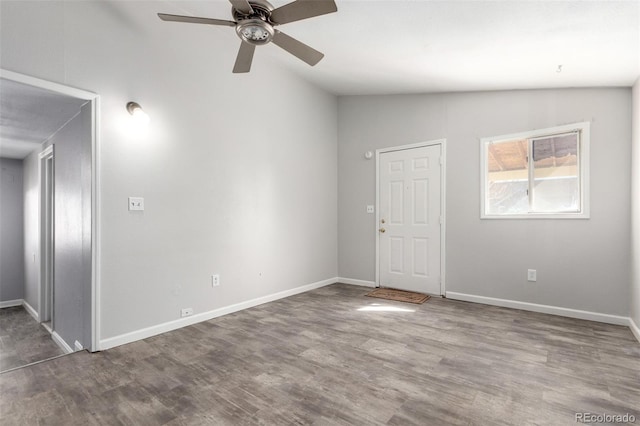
[{"left": 481, "top": 212, "right": 589, "bottom": 220}]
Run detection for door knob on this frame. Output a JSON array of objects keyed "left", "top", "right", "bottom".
[
  {"left": 379, "top": 228, "right": 386, "bottom": 233},
  {"left": 381, "top": 219, "right": 386, "bottom": 224}
]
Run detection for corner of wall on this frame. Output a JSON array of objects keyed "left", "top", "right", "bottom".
[
  {"left": 630, "top": 75, "right": 640, "bottom": 342},
  {"left": 22, "top": 147, "right": 42, "bottom": 313},
  {"left": 630, "top": 316, "right": 640, "bottom": 343}
]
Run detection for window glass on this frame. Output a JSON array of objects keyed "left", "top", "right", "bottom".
[
  {"left": 481, "top": 122, "right": 589, "bottom": 219},
  {"left": 486, "top": 140, "right": 528, "bottom": 215},
  {"left": 532, "top": 134, "right": 579, "bottom": 213}
]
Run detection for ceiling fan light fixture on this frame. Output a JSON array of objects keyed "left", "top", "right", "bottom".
[{"left": 236, "top": 19, "right": 274, "bottom": 45}]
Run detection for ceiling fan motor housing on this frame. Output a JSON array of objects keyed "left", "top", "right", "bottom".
[
  {"left": 234, "top": 0, "right": 276, "bottom": 45},
  {"left": 236, "top": 19, "right": 274, "bottom": 44}
]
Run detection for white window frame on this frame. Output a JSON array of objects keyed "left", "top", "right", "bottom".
[{"left": 480, "top": 122, "right": 590, "bottom": 219}]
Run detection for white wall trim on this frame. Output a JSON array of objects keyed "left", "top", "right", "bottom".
[
  {"left": 22, "top": 300, "right": 39, "bottom": 322},
  {"left": 91, "top": 96, "right": 101, "bottom": 353},
  {"left": 38, "top": 146, "right": 53, "bottom": 325},
  {"left": 99, "top": 277, "right": 338, "bottom": 350},
  {"left": 630, "top": 317, "right": 640, "bottom": 343},
  {"left": 0, "top": 69, "right": 97, "bottom": 101},
  {"left": 337, "top": 277, "right": 376, "bottom": 288},
  {"left": 446, "top": 291, "right": 630, "bottom": 326},
  {"left": 0, "top": 299, "right": 23, "bottom": 308},
  {"left": 51, "top": 331, "right": 74, "bottom": 354}
]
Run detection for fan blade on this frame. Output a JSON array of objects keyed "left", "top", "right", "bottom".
[
  {"left": 233, "top": 42, "right": 256, "bottom": 73},
  {"left": 272, "top": 30, "right": 324, "bottom": 66},
  {"left": 158, "top": 13, "right": 236, "bottom": 27},
  {"left": 229, "top": 0, "right": 254, "bottom": 15},
  {"left": 270, "top": 0, "right": 337, "bottom": 25}
]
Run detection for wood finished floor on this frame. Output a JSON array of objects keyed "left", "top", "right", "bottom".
[
  {"left": 1, "top": 283, "right": 639, "bottom": 425},
  {"left": 0, "top": 306, "right": 65, "bottom": 372}
]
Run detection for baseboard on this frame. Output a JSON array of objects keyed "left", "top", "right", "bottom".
[
  {"left": 630, "top": 317, "right": 640, "bottom": 343},
  {"left": 51, "top": 331, "right": 74, "bottom": 354},
  {"left": 446, "top": 291, "right": 630, "bottom": 326},
  {"left": 0, "top": 299, "right": 23, "bottom": 308},
  {"left": 22, "top": 300, "right": 39, "bottom": 321},
  {"left": 337, "top": 277, "right": 376, "bottom": 288},
  {"left": 100, "top": 277, "right": 338, "bottom": 350}
]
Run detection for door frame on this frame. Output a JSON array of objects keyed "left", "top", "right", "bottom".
[
  {"left": 38, "top": 145, "right": 54, "bottom": 326},
  {"left": 375, "top": 139, "right": 447, "bottom": 295},
  {"left": 1, "top": 69, "right": 102, "bottom": 352}
]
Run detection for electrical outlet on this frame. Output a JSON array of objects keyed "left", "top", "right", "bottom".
[
  {"left": 366, "top": 205, "right": 374, "bottom": 214},
  {"left": 211, "top": 274, "right": 220, "bottom": 287},
  {"left": 527, "top": 269, "right": 537, "bottom": 282},
  {"left": 128, "top": 197, "right": 144, "bottom": 211},
  {"left": 180, "top": 308, "right": 194, "bottom": 317}
]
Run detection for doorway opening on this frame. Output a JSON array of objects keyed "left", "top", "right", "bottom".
[
  {"left": 39, "top": 145, "right": 54, "bottom": 332},
  {"left": 0, "top": 69, "right": 101, "bottom": 353}
]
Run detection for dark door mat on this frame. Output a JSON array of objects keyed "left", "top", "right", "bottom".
[{"left": 365, "top": 288, "right": 431, "bottom": 304}]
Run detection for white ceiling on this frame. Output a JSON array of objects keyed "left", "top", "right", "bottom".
[
  {"left": 0, "top": 79, "right": 87, "bottom": 159},
  {"left": 163, "top": 0, "right": 640, "bottom": 95},
  {"left": 1, "top": 0, "right": 638, "bottom": 156}
]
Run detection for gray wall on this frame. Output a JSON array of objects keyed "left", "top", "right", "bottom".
[
  {"left": 52, "top": 104, "right": 92, "bottom": 349},
  {"left": 338, "top": 88, "right": 631, "bottom": 316},
  {"left": 1, "top": 1, "right": 338, "bottom": 343},
  {"left": 631, "top": 78, "right": 640, "bottom": 330},
  {"left": 23, "top": 148, "right": 40, "bottom": 311},
  {"left": 0, "top": 158, "right": 25, "bottom": 302}
]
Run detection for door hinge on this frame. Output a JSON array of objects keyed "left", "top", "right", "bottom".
[{"left": 439, "top": 156, "right": 443, "bottom": 165}]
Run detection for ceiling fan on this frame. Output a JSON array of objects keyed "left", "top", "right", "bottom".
[{"left": 158, "top": 0, "right": 337, "bottom": 73}]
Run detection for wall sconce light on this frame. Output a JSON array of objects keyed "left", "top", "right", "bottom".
[
  {"left": 364, "top": 151, "right": 373, "bottom": 160},
  {"left": 126, "top": 101, "right": 150, "bottom": 124}
]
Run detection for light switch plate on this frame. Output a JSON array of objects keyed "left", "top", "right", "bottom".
[{"left": 128, "top": 197, "right": 144, "bottom": 211}]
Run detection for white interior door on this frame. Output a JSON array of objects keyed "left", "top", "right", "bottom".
[{"left": 378, "top": 144, "right": 442, "bottom": 294}]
